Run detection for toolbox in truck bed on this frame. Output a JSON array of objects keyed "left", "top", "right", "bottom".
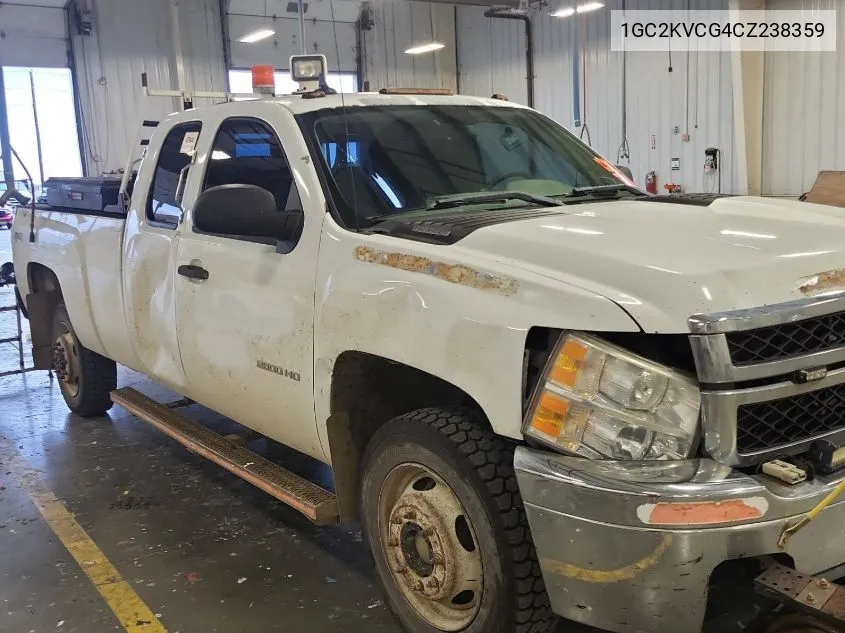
[{"left": 44, "top": 177, "right": 122, "bottom": 213}]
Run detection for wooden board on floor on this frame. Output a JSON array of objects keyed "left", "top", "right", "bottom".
[{"left": 804, "top": 171, "right": 845, "bottom": 207}]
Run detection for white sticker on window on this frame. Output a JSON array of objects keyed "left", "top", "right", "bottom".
[{"left": 180, "top": 131, "right": 199, "bottom": 155}]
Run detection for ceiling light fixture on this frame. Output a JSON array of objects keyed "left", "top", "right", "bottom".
[
  {"left": 577, "top": 2, "right": 605, "bottom": 12},
  {"left": 239, "top": 28, "right": 275, "bottom": 43},
  {"left": 551, "top": 2, "right": 604, "bottom": 17},
  {"left": 404, "top": 42, "right": 446, "bottom": 55}
]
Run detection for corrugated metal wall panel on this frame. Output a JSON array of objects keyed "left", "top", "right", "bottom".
[
  {"left": 456, "top": 6, "right": 526, "bottom": 103},
  {"left": 228, "top": 14, "right": 358, "bottom": 71},
  {"left": 0, "top": 5, "right": 68, "bottom": 68},
  {"left": 363, "top": 1, "right": 457, "bottom": 92},
  {"left": 456, "top": 0, "right": 738, "bottom": 193},
  {"left": 762, "top": 0, "right": 844, "bottom": 196},
  {"left": 71, "top": 0, "right": 227, "bottom": 176}
]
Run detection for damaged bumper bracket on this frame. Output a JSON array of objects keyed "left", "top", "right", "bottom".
[{"left": 756, "top": 562, "right": 845, "bottom": 624}]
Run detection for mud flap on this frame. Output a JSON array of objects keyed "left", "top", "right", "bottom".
[
  {"left": 755, "top": 562, "right": 845, "bottom": 625},
  {"left": 26, "top": 291, "right": 58, "bottom": 369}
]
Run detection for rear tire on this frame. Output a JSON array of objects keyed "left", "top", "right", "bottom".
[
  {"left": 52, "top": 303, "right": 116, "bottom": 416},
  {"left": 360, "top": 406, "right": 557, "bottom": 633}
]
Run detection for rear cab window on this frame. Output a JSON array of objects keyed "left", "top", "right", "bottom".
[{"left": 147, "top": 122, "right": 202, "bottom": 228}]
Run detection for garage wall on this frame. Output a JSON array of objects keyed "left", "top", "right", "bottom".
[
  {"left": 762, "top": 0, "right": 844, "bottom": 196},
  {"left": 456, "top": 7, "right": 527, "bottom": 103},
  {"left": 362, "top": 1, "right": 458, "bottom": 92},
  {"left": 71, "top": 0, "right": 227, "bottom": 176},
  {"left": 226, "top": 0, "right": 361, "bottom": 72},
  {"left": 457, "top": 0, "right": 738, "bottom": 194},
  {"left": 0, "top": 4, "right": 68, "bottom": 68}
]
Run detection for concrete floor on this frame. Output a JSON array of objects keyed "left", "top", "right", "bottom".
[{"left": 0, "top": 229, "right": 770, "bottom": 633}]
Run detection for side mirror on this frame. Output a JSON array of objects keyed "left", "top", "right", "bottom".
[{"left": 193, "top": 184, "right": 303, "bottom": 242}]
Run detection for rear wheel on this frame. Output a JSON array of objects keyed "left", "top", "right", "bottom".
[
  {"left": 360, "top": 406, "right": 557, "bottom": 633},
  {"left": 52, "top": 303, "right": 116, "bottom": 416}
]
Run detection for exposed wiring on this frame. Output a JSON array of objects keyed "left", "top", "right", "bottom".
[
  {"left": 578, "top": 13, "right": 591, "bottom": 146},
  {"left": 78, "top": 35, "right": 103, "bottom": 168},
  {"left": 779, "top": 477, "right": 845, "bottom": 548},
  {"left": 617, "top": 0, "right": 629, "bottom": 163},
  {"left": 667, "top": 35, "right": 673, "bottom": 72},
  {"left": 693, "top": 42, "right": 700, "bottom": 129}
]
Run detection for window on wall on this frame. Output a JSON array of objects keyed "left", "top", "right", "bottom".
[
  {"left": 228, "top": 69, "right": 358, "bottom": 95},
  {"left": 1, "top": 67, "right": 82, "bottom": 193}
]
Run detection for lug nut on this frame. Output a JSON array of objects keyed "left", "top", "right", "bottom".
[
  {"left": 819, "top": 579, "right": 830, "bottom": 589},
  {"left": 413, "top": 580, "right": 424, "bottom": 592},
  {"left": 431, "top": 553, "right": 443, "bottom": 565},
  {"left": 807, "top": 593, "right": 817, "bottom": 604},
  {"left": 388, "top": 538, "right": 399, "bottom": 547},
  {"left": 394, "top": 565, "right": 407, "bottom": 574},
  {"left": 422, "top": 527, "right": 435, "bottom": 537},
  {"left": 426, "top": 578, "right": 440, "bottom": 590},
  {"left": 404, "top": 510, "right": 417, "bottom": 520},
  {"left": 390, "top": 516, "right": 403, "bottom": 525}
]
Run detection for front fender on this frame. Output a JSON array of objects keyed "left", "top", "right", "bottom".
[{"left": 313, "top": 217, "right": 639, "bottom": 451}]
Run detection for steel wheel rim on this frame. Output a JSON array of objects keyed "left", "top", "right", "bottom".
[
  {"left": 53, "top": 328, "right": 80, "bottom": 398},
  {"left": 378, "top": 463, "right": 483, "bottom": 631}
]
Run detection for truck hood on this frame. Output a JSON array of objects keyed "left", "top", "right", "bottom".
[{"left": 459, "top": 196, "right": 845, "bottom": 333}]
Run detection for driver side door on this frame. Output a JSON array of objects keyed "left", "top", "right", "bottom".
[{"left": 174, "top": 107, "right": 325, "bottom": 461}]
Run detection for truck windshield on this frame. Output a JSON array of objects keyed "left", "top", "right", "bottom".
[{"left": 298, "top": 104, "right": 637, "bottom": 229}]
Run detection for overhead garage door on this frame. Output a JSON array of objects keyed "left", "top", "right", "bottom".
[{"left": 0, "top": 4, "right": 69, "bottom": 68}]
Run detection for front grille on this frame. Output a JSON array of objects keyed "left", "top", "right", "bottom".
[
  {"left": 726, "top": 310, "right": 845, "bottom": 365},
  {"left": 736, "top": 382, "right": 845, "bottom": 453}
]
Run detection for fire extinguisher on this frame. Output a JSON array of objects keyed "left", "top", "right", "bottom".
[{"left": 645, "top": 171, "right": 658, "bottom": 195}]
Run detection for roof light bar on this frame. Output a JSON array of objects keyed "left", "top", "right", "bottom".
[{"left": 379, "top": 88, "right": 454, "bottom": 95}]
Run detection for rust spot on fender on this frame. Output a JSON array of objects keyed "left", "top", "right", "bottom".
[
  {"left": 353, "top": 246, "right": 518, "bottom": 296},
  {"left": 799, "top": 268, "right": 845, "bottom": 295}
]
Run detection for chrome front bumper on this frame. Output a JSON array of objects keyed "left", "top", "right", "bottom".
[{"left": 515, "top": 447, "right": 845, "bottom": 633}]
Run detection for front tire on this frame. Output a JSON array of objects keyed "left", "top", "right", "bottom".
[
  {"left": 360, "top": 407, "right": 557, "bottom": 633},
  {"left": 52, "top": 303, "right": 116, "bottom": 416}
]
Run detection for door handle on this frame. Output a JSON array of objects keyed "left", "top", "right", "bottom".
[{"left": 177, "top": 264, "right": 209, "bottom": 281}]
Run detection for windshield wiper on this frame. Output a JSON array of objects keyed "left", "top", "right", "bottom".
[
  {"left": 426, "top": 190, "right": 560, "bottom": 211},
  {"left": 565, "top": 184, "right": 646, "bottom": 198}
]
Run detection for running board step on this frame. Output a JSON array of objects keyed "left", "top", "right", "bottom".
[{"left": 110, "top": 388, "right": 339, "bottom": 525}]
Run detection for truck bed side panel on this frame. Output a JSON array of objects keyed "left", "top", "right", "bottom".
[{"left": 11, "top": 207, "right": 142, "bottom": 371}]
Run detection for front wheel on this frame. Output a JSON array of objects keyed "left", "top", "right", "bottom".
[
  {"left": 360, "top": 407, "right": 557, "bottom": 633},
  {"left": 52, "top": 303, "right": 116, "bottom": 416}
]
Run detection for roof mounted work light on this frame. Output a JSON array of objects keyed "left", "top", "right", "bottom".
[{"left": 290, "top": 54, "right": 328, "bottom": 93}]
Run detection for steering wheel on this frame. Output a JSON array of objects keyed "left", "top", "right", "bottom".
[{"left": 488, "top": 171, "right": 534, "bottom": 190}]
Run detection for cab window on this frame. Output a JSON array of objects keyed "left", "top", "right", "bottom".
[
  {"left": 147, "top": 122, "right": 202, "bottom": 227},
  {"left": 201, "top": 117, "right": 301, "bottom": 229}
]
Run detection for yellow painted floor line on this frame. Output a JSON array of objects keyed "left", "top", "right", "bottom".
[{"left": 0, "top": 435, "right": 167, "bottom": 633}]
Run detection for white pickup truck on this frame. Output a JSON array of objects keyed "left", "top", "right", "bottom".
[{"left": 11, "top": 72, "right": 845, "bottom": 633}]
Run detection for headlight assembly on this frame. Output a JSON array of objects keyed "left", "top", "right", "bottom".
[{"left": 524, "top": 332, "right": 701, "bottom": 460}]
